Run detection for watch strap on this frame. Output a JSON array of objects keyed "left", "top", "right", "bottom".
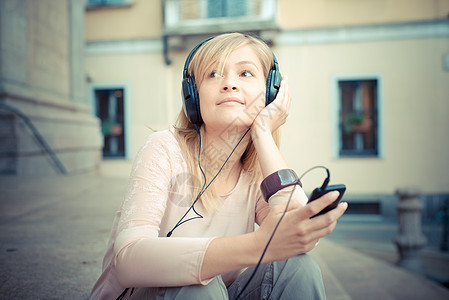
[{"left": 260, "top": 169, "right": 302, "bottom": 202}]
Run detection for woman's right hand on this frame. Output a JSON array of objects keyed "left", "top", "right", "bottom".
[
  {"left": 254, "top": 191, "right": 348, "bottom": 262},
  {"left": 251, "top": 77, "right": 291, "bottom": 140}
]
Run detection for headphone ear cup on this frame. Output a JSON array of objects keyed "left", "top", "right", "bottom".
[
  {"left": 265, "top": 69, "right": 282, "bottom": 106},
  {"left": 182, "top": 77, "right": 203, "bottom": 125}
]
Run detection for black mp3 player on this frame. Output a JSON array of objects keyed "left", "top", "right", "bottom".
[{"left": 308, "top": 184, "right": 346, "bottom": 218}]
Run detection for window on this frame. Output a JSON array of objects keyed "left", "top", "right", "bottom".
[
  {"left": 163, "top": 0, "right": 278, "bottom": 35},
  {"left": 94, "top": 89, "right": 126, "bottom": 158},
  {"left": 176, "top": 0, "right": 258, "bottom": 20},
  {"left": 87, "top": 0, "right": 130, "bottom": 7},
  {"left": 338, "top": 79, "right": 379, "bottom": 157},
  {"left": 207, "top": 0, "right": 246, "bottom": 18}
]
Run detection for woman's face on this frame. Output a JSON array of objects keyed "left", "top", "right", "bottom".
[{"left": 198, "top": 45, "right": 266, "bottom": 133}]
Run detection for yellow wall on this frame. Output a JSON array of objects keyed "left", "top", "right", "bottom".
[
  {"left": 278, "top": 37, "right": 449, "bottom": 194},
  {"left": 279, "top": 0, "right": 449, "bottom": 29},
  {"left": 85, "top": 0, "right": 161, "bottom": 41}
]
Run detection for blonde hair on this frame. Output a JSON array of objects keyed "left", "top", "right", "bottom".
[{"left": 174, "top": 33, "right": 280, "bottom": 211}]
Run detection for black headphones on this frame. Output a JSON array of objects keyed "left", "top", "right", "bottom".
[{"left": 181, "top": 35, "right": 282, "bottom": 125}]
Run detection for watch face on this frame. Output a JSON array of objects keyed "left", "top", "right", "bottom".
[{"left": 279, "top": 169, "right": 298, "bottom": 185}]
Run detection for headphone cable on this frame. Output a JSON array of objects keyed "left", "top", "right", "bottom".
[{"left": 167, "top": 126, "right": 251, "bottom": 237}]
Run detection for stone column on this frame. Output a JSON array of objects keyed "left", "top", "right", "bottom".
[
  {"left": 394, "top": 188, "right": 427, "bottom": 275},
  {"left": 0, "top": 0, "right": 102, "bottom": 175}
]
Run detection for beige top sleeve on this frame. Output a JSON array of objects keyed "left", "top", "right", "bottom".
[{"left": 113, "top": 131, "right": 214, "bottom": 287}]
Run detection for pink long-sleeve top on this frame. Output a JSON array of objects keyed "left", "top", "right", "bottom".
[{"left": 89, "top": 128, "right": 307, "bottom": 300}]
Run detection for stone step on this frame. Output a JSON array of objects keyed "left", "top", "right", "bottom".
[
  {"left": 310, "top": 238, "right": 449, "bottom": 300},
  {"left": 309, "top": 245, "right": 351, "bottom": 300}
]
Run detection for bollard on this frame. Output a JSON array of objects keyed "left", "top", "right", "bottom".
[
  {"left": 394, "top": 188, "right": 427, "bottom": 275},
  {"left": 441, "top": 199, "right": 449, "bottom": 252}
]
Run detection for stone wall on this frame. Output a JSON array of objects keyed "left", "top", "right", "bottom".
[{"left": 0, "top": 0, "right": 102, "bottom": 175}]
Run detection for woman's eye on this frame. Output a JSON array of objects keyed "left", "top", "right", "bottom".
[
  {"left": 208, "top": 71, "right": 221, "bottom": 78},
  {"left": 241, "top": 70, "right": 253, "bottom": 77}
]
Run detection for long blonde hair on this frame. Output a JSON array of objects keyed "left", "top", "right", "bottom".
[{"left": 174, "top": 33, "right": 280, "bottom": 211}]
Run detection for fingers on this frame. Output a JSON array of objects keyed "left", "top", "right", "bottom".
[
  {"left": 281, "top": 77, "right": 291, "bottom": 113},
  {"left": 261, "top": 191, "right": 347, "bottom": 260},
  {"left": 276, "top": 76, "right": 289, "bottom": 107},
  {"left": 252, "top": 76, "right": 291, "bottom": 135},
  {"left": 313, "top": 202, "right": 347, "bottom": 229},
  {"left": 298, "top": 191, "right": 341, "bottom": 220},
  {"left": 279, "top": 76, "right": 288, "bottom": 101},
  {"left": 259, "top": 195, "right": 347, "bottom": 260},
  {"left": 266, "top": 76, "right": 290, "bottom": 124},
  {"left": 289, "top": 192, "right": 347, "bottom": 236},
  {"left": 287, "top": 201, "right": 347, "bottom": 248},
  {"left": 332, "top": 201, "right": 348, "bottom": 219},
  {"left": 268, "top": 76, "right": 288, "bottom": 107},
  {"left": 285, "top": 77, "right": 291, "bottom": 109}
]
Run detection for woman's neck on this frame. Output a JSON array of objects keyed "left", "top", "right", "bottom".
[{"left": 200, "top": 125, "right": 250, "bottom": 181}]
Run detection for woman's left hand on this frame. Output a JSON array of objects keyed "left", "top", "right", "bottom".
[{"left": 251, "top": 76, "right": 291, "bottom": 138}]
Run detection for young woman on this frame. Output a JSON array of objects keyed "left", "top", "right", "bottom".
[{"left": 90, "top": 33, "right": 347, "bottom": 300}]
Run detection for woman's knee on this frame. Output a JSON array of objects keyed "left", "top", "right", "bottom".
[
  {"left": 274, "top": 254, "right": 326, "bottom": 296},
  {"left": 162, "top": 276, "right": 228, "bottom": 300},
  {"left": 129, "top": 277, "right": 228, "bottom": 300},
  {"left": 269, "top": 255, "right": 326, "bottom": 299},
  {"left": 278, "top": 254, "right": 323, "bottom": 280}
]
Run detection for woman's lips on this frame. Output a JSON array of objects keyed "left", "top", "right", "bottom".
[{"left": 217, "top": 98, "right": 244, "bottom": 105}]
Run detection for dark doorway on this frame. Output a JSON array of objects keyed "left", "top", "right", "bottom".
[{"left": 94, "top": 88, "right": 125, "bottom": 158}]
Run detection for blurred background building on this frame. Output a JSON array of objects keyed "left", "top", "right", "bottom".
[
  {"left": 0, "top": 0, "right": 102, "bottom": 175},
  {"left": 84, "top": 0, "right": 449, "bottom": 220}
]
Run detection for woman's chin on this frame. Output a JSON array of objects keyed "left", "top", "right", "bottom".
[{"left": 204, "top": 116, "right": 253, "bottom": 132}]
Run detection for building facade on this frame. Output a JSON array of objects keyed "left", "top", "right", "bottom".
[
  {"left": 84, "top": 0, "right": 449, "bottom": 218},
  {"left": 0, "top": 0, "right": 102, "bottom": 175}
]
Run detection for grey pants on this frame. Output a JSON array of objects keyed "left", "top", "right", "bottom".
[{"left": 129, "top": 254, "right": 326, "bottom": 300}]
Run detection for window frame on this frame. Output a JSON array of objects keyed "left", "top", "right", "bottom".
[
  {"left": 331, "top": 74, "right": 384, "bottom": 159},
  {"left": 88, "top": 82, "right": 132, "bottom": 160}
]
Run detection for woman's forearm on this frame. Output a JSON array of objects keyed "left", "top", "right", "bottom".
[
  {"left": 252, "top": 127, "right": 288, "bottom": 178},
  {"left": 200, "top": 232, "right": 261, "bottom": 281},
  {"left": 252, "top": 119, "right": 309, "bottom": 207}
]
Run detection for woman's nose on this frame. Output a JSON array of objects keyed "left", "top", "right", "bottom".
[{"left": 221, "top": 75, "right": 239, "bottom": 92}]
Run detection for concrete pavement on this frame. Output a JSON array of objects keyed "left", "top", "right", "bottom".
[
  {"left": 1, "top": 170, "right": 449, "bottom": 299},
  {"left": 0, "top": 174, "right": 126, "bottom": 299}
]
